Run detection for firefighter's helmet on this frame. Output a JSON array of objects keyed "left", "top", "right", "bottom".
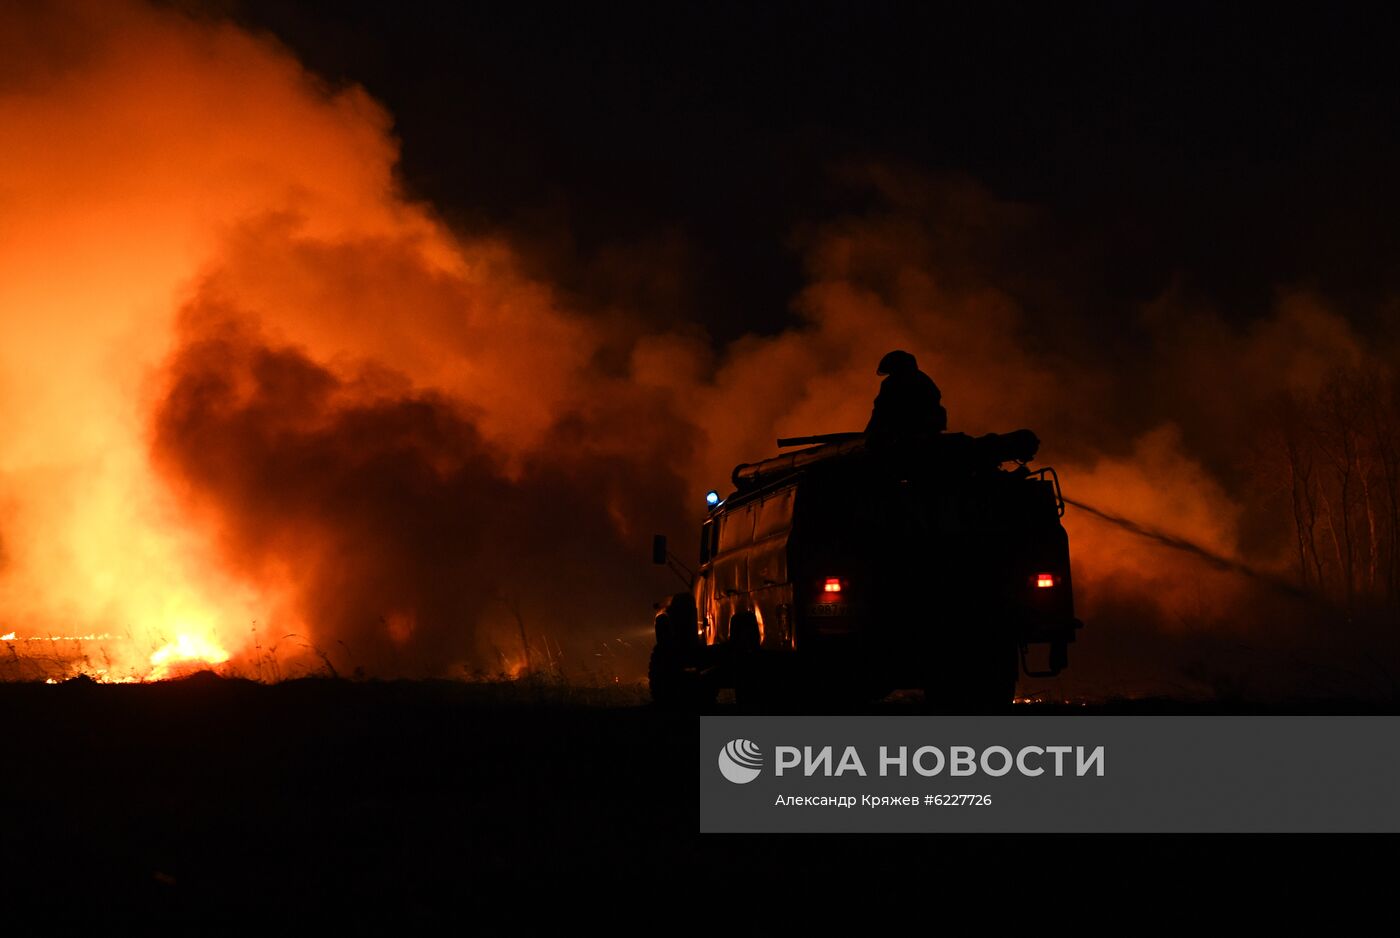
[{"left": 876, "top": 349, "right": 918, "bottom": 376}]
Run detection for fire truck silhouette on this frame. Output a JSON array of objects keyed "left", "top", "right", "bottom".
[{"left": 649, "top": 429, "right": 1082, "bottom": 707}]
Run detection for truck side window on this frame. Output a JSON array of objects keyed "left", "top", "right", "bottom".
[{"left": 700, "top": 520, "right": 713, "bottom": 564}]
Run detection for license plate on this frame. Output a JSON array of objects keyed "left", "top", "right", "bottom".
[{"left": 806, "top": 603, "right": 849, "bottom": 617}]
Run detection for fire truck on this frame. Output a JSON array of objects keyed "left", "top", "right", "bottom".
[{"left": 648, "top": 430, "right": 1082, "bottom": 707}]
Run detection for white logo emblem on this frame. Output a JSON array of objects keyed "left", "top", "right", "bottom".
[{"left": 718, "top": 738, "right": 763, "bottom": 784}]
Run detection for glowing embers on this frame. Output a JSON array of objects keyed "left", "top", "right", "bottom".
[
  {"left": 148, "top": 633, "right": 231, "bottom": 681},
  {"left": 2, "top": 632, "right": 115, "bottom": 642},
  {"left": 1, "top": 628, "right": 229, "bottom": 682}
]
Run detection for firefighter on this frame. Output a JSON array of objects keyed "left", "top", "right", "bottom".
[{"left": 864, "top": 349, "right": 947, "bottom": 441}]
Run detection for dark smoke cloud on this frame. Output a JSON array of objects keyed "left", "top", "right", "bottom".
[{"left": 152, "top": 309, "right": 693, "bottom": 677}]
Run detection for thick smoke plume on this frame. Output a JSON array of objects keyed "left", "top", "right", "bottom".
[
  {"left": 0, "top": 0, "right": 690, "bottom": 678},
  {"left": 3, "top": 1, "right": 1397, "bottom": 694}
]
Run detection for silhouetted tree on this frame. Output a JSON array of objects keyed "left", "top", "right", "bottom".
[{"left": 1264, "top": 365, "right": 1400, "bottom": 620}]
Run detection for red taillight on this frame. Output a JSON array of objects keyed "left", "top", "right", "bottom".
[
  {"left": 823, "top": 578, "right": 843, "bottom": 594},
  {"left": 1033, "top": 573, "right": 1057, "bottom": 589}
]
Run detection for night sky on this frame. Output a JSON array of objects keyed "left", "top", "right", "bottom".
[{"left": 231, "top": 1, "right": 1400, "bottom": 340}]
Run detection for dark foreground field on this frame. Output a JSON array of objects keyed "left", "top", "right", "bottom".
[{"left": 2, "top": 674, "right": 1390, "bottom": 920}]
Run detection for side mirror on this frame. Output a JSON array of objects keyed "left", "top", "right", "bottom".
[{"left": 651, "top": 534, "right": 668, "bottom": 565}]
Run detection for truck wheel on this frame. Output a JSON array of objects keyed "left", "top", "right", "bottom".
[
  {"left": 648, "top": 644, "right": 715, "bottom": 709},
  {"left": 727, "top": 611, "right": 771, "bottom": 710},
  {"left": 728, "top": 611, "right": 760, "bottom": 651}
]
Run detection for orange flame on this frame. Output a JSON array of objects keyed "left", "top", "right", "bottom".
[
  {"left": 0, "top": 1, "right": 400, "bottom": 680},
  {"left": 149, "top": 633, "right": 231, "bottom": 681}
]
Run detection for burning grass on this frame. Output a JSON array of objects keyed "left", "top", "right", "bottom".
[{"left": 0, "top": 625, "right": 652, "bottom": 708}]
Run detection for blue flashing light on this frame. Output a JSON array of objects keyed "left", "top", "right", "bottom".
[{"left": 705, "top": 490, "right": 721, "bottom": 508}]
